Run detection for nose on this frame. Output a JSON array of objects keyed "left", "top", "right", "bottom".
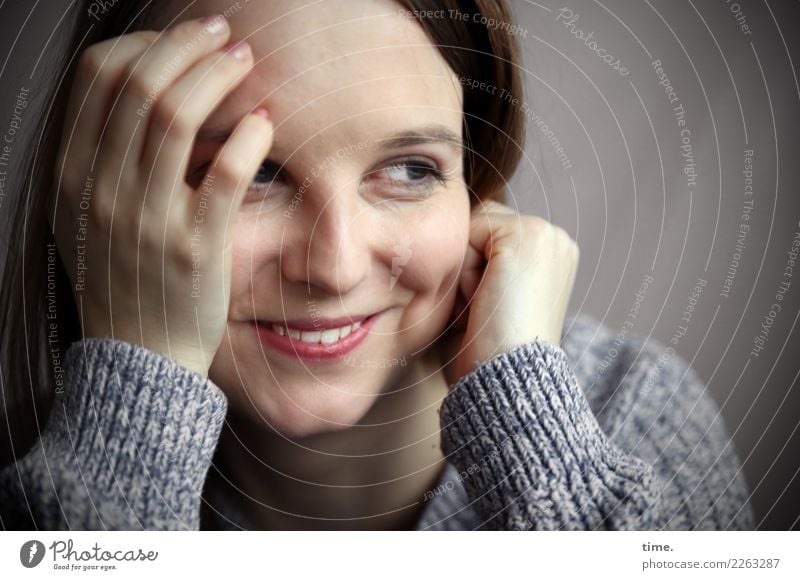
[{"left": 280, "top": 184, "right": 370, "bottom": 296}]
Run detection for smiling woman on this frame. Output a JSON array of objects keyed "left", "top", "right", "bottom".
[{"left": 0, "top": 0, "right": 753, "bottom": 534}]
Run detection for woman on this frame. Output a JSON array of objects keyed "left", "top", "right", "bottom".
[{"left": 0, "top": 0, "right": 753, "bottom": 530}]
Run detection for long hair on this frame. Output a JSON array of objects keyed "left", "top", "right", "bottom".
[{"left": 0, "top": 0, "right": 525, "bottom": 467}]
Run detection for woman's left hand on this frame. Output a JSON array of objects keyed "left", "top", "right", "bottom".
[{"left": 439, "top": 200, "right": 580, "bottom": 386}]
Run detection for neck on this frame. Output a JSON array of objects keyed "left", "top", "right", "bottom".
[{"left": 211, "top": 353, "right": 450, "bottom": 530}]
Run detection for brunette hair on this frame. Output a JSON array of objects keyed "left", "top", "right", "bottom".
[{"left": 0, "top": 0, "right": 525, "bottom": 466}]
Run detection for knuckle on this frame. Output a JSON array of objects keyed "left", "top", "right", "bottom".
[
  {"left": 126, "top": 67, "right": 161, "bottom": 102},
  {"left": 87, "top": 196, "right": 112, "bottom": 228},
  {"left": 168, "top": 235, "right": 195, "bottom": 272},
  {"left": 521, "top": 215, "right": 550, "bottom": 236},
  {"left": 163, "top": 23, "right": 198, "bottom": 52},
  {"left": 482, "top": 199, "right": 512, "bottom": 215},
  {"left": 117, "top": 213, "right": 144, "bottom": 245},
  {"left": 132, "top": 30, "right": 160, "bottom": 46},
  {"left": 554, "top": 226, "right": 577, "bottom": 252},
  {"left": 551, "top": 223, "right": 569, "bottom": 239},
  {"left": 77, "top": 45, "right": 107, "bottom": 78},
  {"left": 152, "top": 96, "right": 191, "bottom": 135},
  {"left": 138, "top": 227, "right": 163, "bottom": 255}
]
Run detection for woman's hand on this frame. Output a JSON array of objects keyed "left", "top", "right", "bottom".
[
  {"left": 49, "top": 15, "right": 273, "bottom": 377},
  {"left": 439, "top": 200, "right": 580, "bottom": 386}
]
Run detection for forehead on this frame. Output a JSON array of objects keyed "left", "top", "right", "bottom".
[{"left": 157, "top": 0, "right": 463, "bottom": 147}]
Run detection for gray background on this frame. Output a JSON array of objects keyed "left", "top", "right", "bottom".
[{"left": 0, "top": 0, "right": 798, "bottom": 529}]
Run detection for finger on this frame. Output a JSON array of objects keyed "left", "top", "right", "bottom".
[
  {"left": 467, "top": 200, "right": 529, "bottom": 261},
  {"left": 478, "top": 199, "right": 517, "bottom": 215},
  {"left": 448, "top": 284, "right": 470, "bottom": 331},
  {"left": 57, "top": 31, "right": 158, "bottom": 179},
  {"left": 468, "top": 203, "right": 506, "bottom": 259},
  {"left": 192, "top": 109, "right": 273, "bottom": 236},
  {"left": 445, "top": 232, "right": 486, "bottom": 333},
  {"left": 142, "top": 42, "right": 255, "bottom": 199},
  {"left": 459, "top": 242, "right": 485, "bottom": 300},
  {"left": 98, "top": 15, "right": 232, "bottom": 166}
]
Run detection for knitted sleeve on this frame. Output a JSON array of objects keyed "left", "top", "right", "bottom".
[
  {"left": 0, "top": 338, "right": 227, "bottom": 530},
  {"left": 438, "top": 338, "right": 755, "bottom": 530}
]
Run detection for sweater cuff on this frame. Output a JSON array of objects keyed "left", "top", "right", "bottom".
[
  {"left": 45, "top": 338, "right": 228, "bottom": 527},
  {"left": 439, "top": 339, "right": 660, "bottom": 530}
]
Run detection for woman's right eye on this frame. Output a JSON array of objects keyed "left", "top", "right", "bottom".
[
  {"left": 251, "top": 160, "right": 282, "bottom": 185},
  {"left": 243, "top": 160, "right": 284, "bottom": 202},
  {"left": 189, "top": 159, "right": 285, "bottom": 203}
]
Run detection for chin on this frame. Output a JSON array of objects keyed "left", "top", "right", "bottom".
[
  {"left": 211, "top": 354, "right": 395, "bottom": 439},
  {"left": 257, "top": 383, "right": 382, "bottom": 440}
]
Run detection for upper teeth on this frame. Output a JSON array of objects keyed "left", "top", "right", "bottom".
[{"left": 270, "top": 321, "right": 362, "bottom": 344}]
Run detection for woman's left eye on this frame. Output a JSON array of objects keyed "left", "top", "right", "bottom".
[
  {"left": 367, "top": 157, "right": 447, "bottom": 193},
  {"left": 382, "top": 159, "right": 441, "bottom": 182}
]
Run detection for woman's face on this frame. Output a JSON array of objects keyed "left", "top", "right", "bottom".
[{"left": 170, "top": 0, "right": 469, "bottom": 437}]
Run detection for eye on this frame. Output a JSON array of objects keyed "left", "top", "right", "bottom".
[
  {"left": 242, "top": 160, "right": 285, "bottom": 203},
  {"left": 365, "top": 157, "right": 448, "bottom": 195},
  {"left": 252, "top": 160, "right": 281, "bottom": 185},
  {"left": 187, "top": 158, "right": 284, "bottom": 201}
]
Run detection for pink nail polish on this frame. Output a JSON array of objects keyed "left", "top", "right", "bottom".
[
  {"left": 200, "top": 14, "right": 226, "bottom": 34},
  {"left": 227, "top": 41, "right": 251, "bottom": 61},
  {"left": 252, "top": 107, "right": 270, "bottom": 121}
]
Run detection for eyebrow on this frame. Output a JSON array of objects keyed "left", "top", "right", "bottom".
[
  {"left": 375, "top": 126, "right": 464, "bottom": 153},
  {"left": 196, "top": 122, "right": 464, "bottom": 153}
]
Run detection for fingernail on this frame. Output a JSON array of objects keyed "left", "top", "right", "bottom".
[
  {"left": 200, "top": 14, "right": 227, "bottom": 34},
  {"left": 252, "top": 107, "right": 270, "bottom": 121},
  {"left": 226, "top": 40, "right": 251, "bottom": 61}
]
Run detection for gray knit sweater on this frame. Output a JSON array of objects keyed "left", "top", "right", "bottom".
[{"left": 0, "top": 312, "right": 754, "bottom": 530}]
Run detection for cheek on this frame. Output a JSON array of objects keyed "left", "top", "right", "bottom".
[
  {"left": 394, "top": 199, "right": 470, "bottom": 295},
  {"left": 390, "top": 197, "right": 470, "bottom": 346}
]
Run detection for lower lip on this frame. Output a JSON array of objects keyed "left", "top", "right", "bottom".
[{"left": 253, "top": 312, "right": 384, "bottom": 362}]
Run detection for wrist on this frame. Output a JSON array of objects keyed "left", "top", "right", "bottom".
[{"left": 82, "top": 321, "right": 211, "bottom": 377}]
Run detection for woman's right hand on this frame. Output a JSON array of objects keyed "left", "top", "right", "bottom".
[{"left": 49, "top": 14, "right": 273, "bottom": 377}]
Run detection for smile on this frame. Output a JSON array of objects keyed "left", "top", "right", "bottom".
[
  {"left": 252, "top": 311, "right": 385, "bottom": 361},
  {"left": 269, "top": 320, "right": 362, "bottom": 344}
]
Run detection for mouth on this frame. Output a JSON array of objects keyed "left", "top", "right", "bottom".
[{"left": 252, "top": 310, "right": 386, "bottom": 361}]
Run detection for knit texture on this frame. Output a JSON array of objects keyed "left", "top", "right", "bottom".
[{"left": 0, "top": 312, "right": 754, "bottom": 530}]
